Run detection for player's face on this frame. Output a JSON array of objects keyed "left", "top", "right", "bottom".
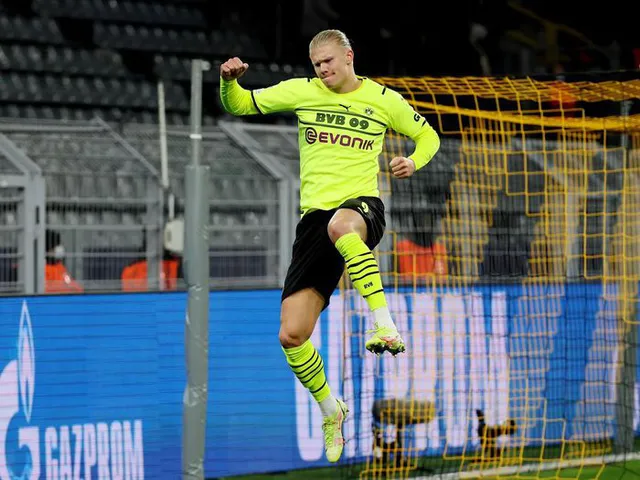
[{"left": 310, "top": 42, "right": 353, "bottom": 91}]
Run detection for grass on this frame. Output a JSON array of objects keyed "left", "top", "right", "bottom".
[
  {"left": 215, "top": 439, "right": 640, "bottom": 479},
  {"left": 216, "top": 460, "right": 640, "bottom": 480},
  {"left": 534, "top": 460, "right": 640, "bottom": 479}
]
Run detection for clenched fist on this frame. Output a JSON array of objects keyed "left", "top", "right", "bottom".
[
  {"left": 220, "top": 57, "right": 249, "bottom": 81},
  {"left": 389, "top": 157, "right": 416, "bottom": 179}
]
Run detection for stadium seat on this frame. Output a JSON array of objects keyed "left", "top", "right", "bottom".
[
  {"left": 0, "top": 16, "right": 65, "bottom": 45},
  {"left": 0, "top": 0, "right": 309, "bottom": 123},
  {"left": 482, "top": 194, "right": 532, "bottom": 277},
  {"left": 0, "top": 0, "right": 341, "bottom": 292},
  {"left": 34, "top": 0, "right": 207, "bottom": 27}
]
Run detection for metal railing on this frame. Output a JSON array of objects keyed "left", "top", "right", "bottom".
[
  {"left": 1, "top": 117, "right": 632, "bottom": 294},
  {"left": 0, "top": 118, "right": 163, "bottom": 293},
  {"left": 123, "top": 122, "right": 286, "bottom": 289}
]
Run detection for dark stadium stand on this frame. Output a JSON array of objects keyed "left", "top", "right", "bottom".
[
  {"left": 1, "top": 1, "right": 626, "bottom": 292},
  {"left": 1, "top": 0, "right": 628, "bottom": 124},
  {"left": 0, "top": 0, "right": 311, "bottom": 125}
]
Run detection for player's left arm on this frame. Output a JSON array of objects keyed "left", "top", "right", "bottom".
[{"left": 387, "top": 92, "right": 441, "bottom": 178}]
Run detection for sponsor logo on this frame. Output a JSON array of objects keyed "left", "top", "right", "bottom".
[
  {"left": 305, "top": 128, "right": 373, "bottom": 150},
  {"left": 0, "top": 301, "right": 145, "bottom": 479},
  {"left": 314, "top": 112, "right": 370, "bottom": 130}
]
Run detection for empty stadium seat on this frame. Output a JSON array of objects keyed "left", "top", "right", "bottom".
[
  {"left": 0, "top": 0, "right": 345, "bottom": 292},
  {"left": 34, "top": 0, "right": 207, "bottom": 27},
  {"left": 0, "top": 0, "right": 305, "bottom": 123},
  {"left": 94, "top": 23, "right": 212, "bottom": 54},
  {"left": 0, "top": 71, "right": 188, "bottom": 111},
  {"left": 0, "top": 15, "right": 65, "bottom": 45},
  {"left": 482, "top": 193, "right": 532, "bottom": 278}
]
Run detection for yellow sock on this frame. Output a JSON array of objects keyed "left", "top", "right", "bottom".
[
  {"left": 283, "top": 339, "right": 331, "bottom": 403},
  {"left": 335, "top": 232, "right": 387, "bottom": 311}
]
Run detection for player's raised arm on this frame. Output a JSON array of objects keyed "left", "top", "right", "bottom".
[
  {"left": 219, "top": 57, "right": 259, "bottom": 116},
  {"left": 219, "top": 56, "right": 304, "bottom": 116},
  {"left": 387, "top": 92, "right": 441, "bottom": 176}
]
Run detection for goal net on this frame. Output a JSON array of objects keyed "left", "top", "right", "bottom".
[{"left": 339, "top": 73, "right": 640, "bottom": 479}]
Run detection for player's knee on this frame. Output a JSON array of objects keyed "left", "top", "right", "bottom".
[
  {"left": 278, "top": 325, "right": 307, "bottom": 349},
  {"left": 327, "top": 217, "right": 351, "bottom": 244}
]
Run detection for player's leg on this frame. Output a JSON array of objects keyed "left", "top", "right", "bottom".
[
  {"left": 279, "top": 211, "right": 349, "bottom": 462},
  {"left": 279, "top": 288, "right": 339, "bottom": 417},
  {"left": 328, "top": 197, "right": 405, "bottom": 356}
]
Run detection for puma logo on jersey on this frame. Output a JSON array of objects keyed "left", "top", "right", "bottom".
[{"left": 339, "top": 104, "right": 351, "bottom": 111}]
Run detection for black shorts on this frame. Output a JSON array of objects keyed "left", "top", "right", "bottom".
[{"left": 281, "top": 196, "right": 386, "bottom": 310}]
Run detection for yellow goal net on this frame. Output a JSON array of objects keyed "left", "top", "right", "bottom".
[{"left": 340, "top": 74, "right": 640, "bottom": 479}]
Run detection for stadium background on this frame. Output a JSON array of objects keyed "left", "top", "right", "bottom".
[{"left": 0, "top": 0, "right": 639, "bottom": 479}]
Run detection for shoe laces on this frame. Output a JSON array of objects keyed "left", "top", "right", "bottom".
[{"left": 366, "top": 323, "right": 397, "bottom": 336}]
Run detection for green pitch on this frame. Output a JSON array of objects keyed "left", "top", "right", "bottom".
[
  {"left": 216, "top": 460, "right": 640, "bottom": 480},
  {"left": 534, "top": 460, "right": 640, "bottom": 479}
]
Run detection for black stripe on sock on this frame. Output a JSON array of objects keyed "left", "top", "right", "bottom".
[
  {"left": 300, "top": 361, "right": 325, "bottom": 385},
  {"left": 292, "top": 353, "right": 321, "bottom": 377},
  {"left": 351, "top": 269, "right": 379, "bottom": 283},
  {"left": 289, "top": 350, "right": 318, "bottom": 370},
  {"left": 310, "top": 380, "right": 327, "bottom": 395},
  {"left": 348, "top": 261, "right": 377, "bottom": 276},
  {"left": 344, "top": 251, "right": 371, "bottom": 264},
  {"left": 364, "top": 288, "right": 384, "bottom": 298},
  {"left": 347, "top": 256, "right": 376, "bottom": 271}
]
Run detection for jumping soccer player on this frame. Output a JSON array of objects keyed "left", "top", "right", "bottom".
[{"left": 219, "top": 29, "right": 440, "bottom": 463}]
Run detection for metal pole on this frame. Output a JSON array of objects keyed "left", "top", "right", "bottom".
[
  {"left": 182, "top": 59, "right": 211, "bottom": 480},
  {"left": 157, "top": 80, "right": 175, "bottom": 220},
  {"left": 19, "top": 182, "right": 33, "bottom": 294},
  {"left": 158, "top": 80, "right": 169, "bottom": 191},
  {"left": 33, "top": 174, "right": 46, "bottom": 294}
]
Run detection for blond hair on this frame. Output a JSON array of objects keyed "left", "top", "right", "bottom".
[{"left": 309, "top": 29, "right": 352, "bottom": 54}]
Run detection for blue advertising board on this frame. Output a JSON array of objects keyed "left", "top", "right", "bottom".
[{"left": 0, "top": 284, "right": 638, "bottom": 479}]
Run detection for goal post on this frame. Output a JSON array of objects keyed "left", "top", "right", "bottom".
[{"left": 340, "top": 72, "right": 640, "bottom": 479}]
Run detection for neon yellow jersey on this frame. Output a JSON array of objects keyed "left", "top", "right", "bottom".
[{"left": 223, "top": 76, "right": 440, "bottom": 215}]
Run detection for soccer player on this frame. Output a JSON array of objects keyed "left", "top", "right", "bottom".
[{"left": 219, "top": 29, "right": 440, "bottom": 463}]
